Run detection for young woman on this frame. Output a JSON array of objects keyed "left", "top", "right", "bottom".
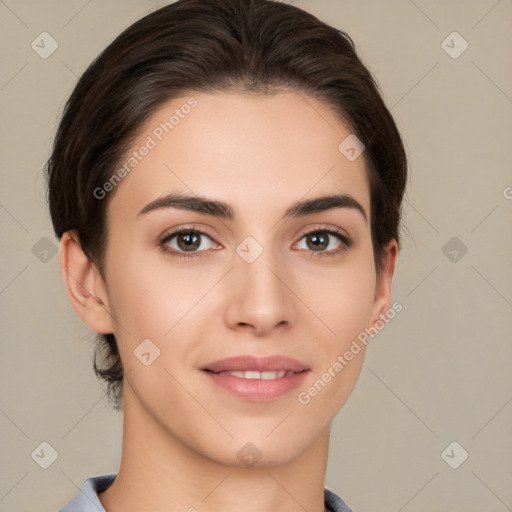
[{"left": 47, "top": 0, "right": 407, "bottom": 510}]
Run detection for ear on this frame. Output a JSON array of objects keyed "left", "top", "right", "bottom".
[
  {"left": 60, "top": 231, "right": 114, "bottom": 334},
  {"left": 369, "top": 239, "right": 398, "bottom": 326}
]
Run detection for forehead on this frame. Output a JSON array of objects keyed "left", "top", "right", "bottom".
[{"left": 106, "top": 90, "right": 370, "bottom": 223}]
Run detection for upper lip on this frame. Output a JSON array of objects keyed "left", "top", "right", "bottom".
[{"left": 201, "top": 355, "right": 309, "bottom": 373}]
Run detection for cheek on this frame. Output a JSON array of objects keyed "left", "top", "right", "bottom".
[
  {"left": 104, "top": 247, "right": 226, "bottom": 354},
  {"left": 293, "top": 261, "right": 375, "bottom": 417},
  {"left": 300, "top": 251, "right": 377, "bottom": 343}
]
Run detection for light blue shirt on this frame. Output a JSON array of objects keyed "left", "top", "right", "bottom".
[{"left": 59, "top": 473, "right": 354, "bottom": 512}]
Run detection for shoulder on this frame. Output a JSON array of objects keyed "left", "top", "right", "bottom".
[
  {"left": 324, "top": 487, "right": 355, "bottom": 512},
  {"left": 59, "top": 473, "right": 116, "bottom": 512}
]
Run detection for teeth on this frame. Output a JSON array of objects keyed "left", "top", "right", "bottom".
[{"left": 219, "top": 370, "right": 290, "bottom": 379}]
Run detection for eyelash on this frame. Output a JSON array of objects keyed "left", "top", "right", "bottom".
[{"left": 158, "top": 225, "right": 352, "bottom": 261}]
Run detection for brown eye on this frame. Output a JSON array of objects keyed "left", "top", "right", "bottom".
[
  {"left": 160, "top": 229, "right": 216, "bottom": 256},
  {"left": 175, "top": 232, "right": 202, "bottom": 251},
  {"left": 304, "top": 232, "right": 330, "bottom": 251},
  {"left": 296, "top": 229, "right": 352, "bottom": 254}
]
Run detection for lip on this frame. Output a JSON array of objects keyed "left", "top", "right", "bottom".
[
  {"left": 201, "top": 355, "right": 309, "bottom": 373},
  {"left": 201, "top": 355, "right": 310, "bottom": 402}
]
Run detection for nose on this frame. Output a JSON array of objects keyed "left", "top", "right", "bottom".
[{"left": 223, "top": 245, "right": 297, "bottom": 336}]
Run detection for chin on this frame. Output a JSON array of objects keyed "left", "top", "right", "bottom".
[{"left": 196, "top": 429, "right": 317, "bottom": 470}]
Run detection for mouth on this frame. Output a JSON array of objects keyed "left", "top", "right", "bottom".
[
  {"left": 200, "top": 355, "right": 310, "bottom": 401},
  {"left": 201, "top": 354, "right": 309, "bottom": 373},
  {"left": 203, "top": 369, "right": 297, "bottom": 379}
]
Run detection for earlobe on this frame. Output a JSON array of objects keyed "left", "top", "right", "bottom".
[
  {"left": 370, "top": 239, "right": 398, "bottom": 324},
  {"left": 60, "top": 231, "right": 114, "bottom": 334}
]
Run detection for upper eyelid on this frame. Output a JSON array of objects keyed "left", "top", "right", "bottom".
[
  {"left": 160, "top": 225, "right": 215, "bottom": 243},
  {"left": 298, "top": 224, "right": 350, "bottom": 239}
]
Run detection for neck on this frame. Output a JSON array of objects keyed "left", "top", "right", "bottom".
[{"left": 98, "top": 385, "right": 331, "bottom": 512}]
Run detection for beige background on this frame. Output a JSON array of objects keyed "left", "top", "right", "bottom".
[{"left": 1, "top": 1, "right": 511, "bottom": 511}]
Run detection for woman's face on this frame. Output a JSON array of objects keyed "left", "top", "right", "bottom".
[{"left": 98, "top": 90, "right": 395, "bottom": 466}]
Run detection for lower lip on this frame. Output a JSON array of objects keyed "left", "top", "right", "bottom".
[{"left": 202, "top": 370, "right": 309, "bottom": 402}]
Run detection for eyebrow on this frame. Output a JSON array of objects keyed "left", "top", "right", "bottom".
[{"left": 138, "top": 192, "right": 368, "bottom": 223}]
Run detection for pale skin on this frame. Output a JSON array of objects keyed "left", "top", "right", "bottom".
[{"left": 60, "top": 91, "right": 397, "bottom": 512}]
